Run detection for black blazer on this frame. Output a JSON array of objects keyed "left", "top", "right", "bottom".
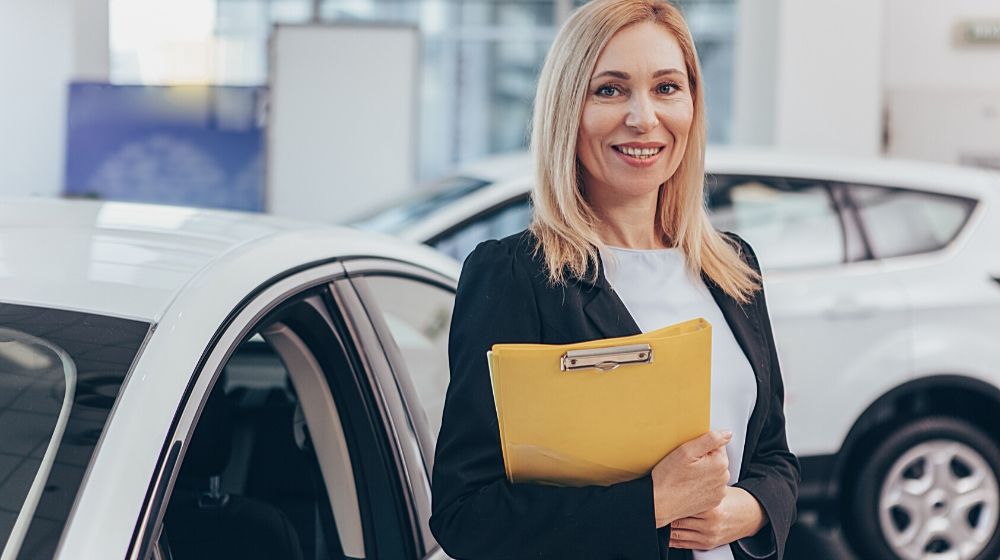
[{"left": 430, "top": 230, "right": 800, "bottom": 560}]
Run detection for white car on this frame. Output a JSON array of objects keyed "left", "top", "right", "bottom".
[
  {"left": 0, "top": 198, "right": 460, "bottom": 560},
  {"left": 356, "top": 149, "right": 1000, "bottom": 560}
]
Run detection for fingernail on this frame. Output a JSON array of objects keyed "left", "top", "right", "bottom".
[{"left": 721, "top": 430, "right": 732, "bottom": 438}]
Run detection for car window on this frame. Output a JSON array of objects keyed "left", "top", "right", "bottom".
[
  {"left": 0, "top": 304, "right": 149, "bottom": 560},
  {"left": 707, "top": 176, "right": 845, "bottom": 270},
  {"left": 847, "top": 184, "right": 977, "bottom": 259},
  {"left": 359, "top": 276, "right": 454, "bottom": 440},
  {"left": 432, "top": 197, "right": 533, "bottom": 263},
  {"left": 352, "top": 176, "right": 492, "bottom": 235}
]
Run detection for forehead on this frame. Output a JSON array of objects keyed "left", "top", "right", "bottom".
[{"left": 593, "top": 21, "right": 686, "bottom": 74}]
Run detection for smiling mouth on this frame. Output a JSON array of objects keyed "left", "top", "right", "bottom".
[{"left": 612, "top": 145, "right": 664, "bottom": 159}]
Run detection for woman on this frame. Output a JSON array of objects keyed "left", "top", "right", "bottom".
[{"left": 430, "top": 1, "right": 799, "bottom": 559}]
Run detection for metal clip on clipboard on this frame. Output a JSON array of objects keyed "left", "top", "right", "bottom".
[{"left": 560, "top": 344, "right": 653, "bottom": 372}]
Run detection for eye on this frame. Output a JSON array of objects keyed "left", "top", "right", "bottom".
[
  {"left": 595, "top": 84, "right": 622, "bottom": 97},
  {"left": 657, "top": 82, "right": 681, "bottom": 95}
]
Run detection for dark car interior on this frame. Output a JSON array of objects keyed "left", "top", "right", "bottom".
[{"left": 160, "top": 337, "right": 344, "bottom": 560}]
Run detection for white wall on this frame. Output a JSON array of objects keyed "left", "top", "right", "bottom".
[
  {"left": 0, "top": 0, "right": 72, "bottom": 197},
  {"left": 772, "top": 0, "right": 884, "bottom": 157},
  {"left": 883, "top": 0, "right": 1000, "bottom": 166},
  {"left": 733, "top": 0, "right": 1000, "bottom": 167},
  {"left": 884, "top": 0, "right": 1000, "bottom": 91}
]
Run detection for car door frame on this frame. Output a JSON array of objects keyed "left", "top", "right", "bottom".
[
  {"left": 339, "top": 258, "right": 457, "bottom": 558},
  {"left": 128, "top": 258, "right": 427, "bottom": 560}
]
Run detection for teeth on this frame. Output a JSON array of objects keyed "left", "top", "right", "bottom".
[{"left": 616, "top": 146, "right": 662, "bottom": 158}]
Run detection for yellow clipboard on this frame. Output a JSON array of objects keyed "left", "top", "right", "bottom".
[{"left": 488, "top": 317, "right": 711, "bottom": 487}]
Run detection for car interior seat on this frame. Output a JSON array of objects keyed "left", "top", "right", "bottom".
[{"left": 163, "top": 382, "right": 305, "bottom": 560}]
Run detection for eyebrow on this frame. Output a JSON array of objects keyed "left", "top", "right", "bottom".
[{"left": 590, "top": 68, "right": 686, "bottom": 81}]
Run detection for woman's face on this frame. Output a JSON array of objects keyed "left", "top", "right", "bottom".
[{"left": 577, "top": 21, "right": 694, "bottom": 203}]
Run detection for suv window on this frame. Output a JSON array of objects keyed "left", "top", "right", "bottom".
[
  {"left": 0, "top": 304, "right": 149, "bottom": 559},
  {"left": 848, "top": 184, "right": 977, "bottom": 258},
  {"left": 707, "top": 176, "right": 845, "bottom": 270},
  {"left": 432, "top": 198, "right": 533, "bottom": 263}
]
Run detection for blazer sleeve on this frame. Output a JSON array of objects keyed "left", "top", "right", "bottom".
[
  {"left": 430, "top": 239, "right": 662, "bottom": 560},
  {"left": 729, "top": 234, "right": 801, "bottom": 560}
]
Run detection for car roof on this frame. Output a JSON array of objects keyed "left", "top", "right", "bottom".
[
  {"left": 705, "top": 147, "right": 1000, "bottom": 197},
  {"left": 457, "top": 148, "right": 1000, "bottom": 198},
  {"left": 392, "top": 148, "right": 998, "bottom": 243},
  {"left": 454, "top": 151, "right": 534, "bottom": 182},
  {"left": 0, "top": 197, "right": 459, "bottom": 322}
]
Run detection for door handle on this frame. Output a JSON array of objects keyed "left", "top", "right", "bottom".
[{"left": 823, "top": 302, "right": 876, "bottom": 320}]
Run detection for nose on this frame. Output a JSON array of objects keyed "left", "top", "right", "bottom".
[{"left": 624, "top": 93, "right": 658, "bottom": 133}]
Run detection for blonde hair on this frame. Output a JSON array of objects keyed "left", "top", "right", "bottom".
[{"left": 528, "top": 0, "right": 760, "bottom": 303}]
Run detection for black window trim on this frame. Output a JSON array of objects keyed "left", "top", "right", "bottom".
[
  {"left": 826, "top": 180, "right": 874, "bottom": 263},
  {"left": 329, "top": 275, "right": 430, "bottom": 556},
  {"left": 425, "top": 193, "right": 532, "bottom": 248},
  {"left": 340, "top": 258, "right": 458, "bottom": 554},
  {"left": 287, "top": 287, "right": 420, "bottom": 560}
]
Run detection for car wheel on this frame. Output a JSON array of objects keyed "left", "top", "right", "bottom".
[{"left": 846, "top": 416, "right": 1000, "bottom": 560}]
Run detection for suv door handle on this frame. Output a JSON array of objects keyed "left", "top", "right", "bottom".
[{"left": 823, "top": 302, "right": 876, "bottom": 320}]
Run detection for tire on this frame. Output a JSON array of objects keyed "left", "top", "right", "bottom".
[{"left": 844, "top": 416, "right": 1000, "bottom": 560}]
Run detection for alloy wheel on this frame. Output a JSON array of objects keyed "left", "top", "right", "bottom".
[{"left": 878, "top": 439, "right": 999, "bottom": 559}]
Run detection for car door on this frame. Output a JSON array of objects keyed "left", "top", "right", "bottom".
[
  {"left": 706, "top": 175, "right": 912, "bottom": 462},
  {"left": 132, "top": 260, "right": 427, "bottom": 560},
  {"left": 339, "top": 259, "right": 458, "bottom": 559}
]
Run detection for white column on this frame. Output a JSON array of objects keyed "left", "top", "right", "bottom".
[
  {"left": 772, "top": 0, "right": 885, "bottom": 157},
  {"left": 71, "top": 0, "right": 110, "bottom": 80},
  {"left": 730, "top": 0, "right": 780, "bottom": 147}
]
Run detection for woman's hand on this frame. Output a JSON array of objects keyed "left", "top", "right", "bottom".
[
  {"left": 667, "top": 486, "right": 767, "bottom": 550},
  {"left": 651, "top": 430, "right": 732, "bottom": 527}
]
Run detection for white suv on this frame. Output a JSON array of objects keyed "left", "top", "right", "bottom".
[{"left": 357, "top": 149, "right": 1000, "bottom": 560}]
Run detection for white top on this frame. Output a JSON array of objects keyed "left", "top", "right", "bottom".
[{"left": 601, "top": 246, "right": 758, "bottom": 560}]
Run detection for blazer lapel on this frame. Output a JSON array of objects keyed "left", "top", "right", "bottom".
[
  {"left": 701, "top": 274, "right": 767, "bottom": 382},
  {"left": 583, "top": 285, "right": 641, "bottom": 339},
  {"left": 581, "top": 252, "right": 642, "bottom": 339},
  {"left": 702, "top": 272, "right": 771, "bottom": 477}
]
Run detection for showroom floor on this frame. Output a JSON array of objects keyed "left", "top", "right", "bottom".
[{"left": 791, "top": 512, "right": 857, "bottom": 560}]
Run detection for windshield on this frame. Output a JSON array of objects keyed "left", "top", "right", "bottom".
[
  {"left": 352, "top": 175, "right": 492, "bottom": 234},
  {"left": 0, "top": 304, "right": 150, "bottom": 559}
]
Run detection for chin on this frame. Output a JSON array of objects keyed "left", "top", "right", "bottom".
[{"left": 609, "top": 178, "right": 666, "bottom": 198}]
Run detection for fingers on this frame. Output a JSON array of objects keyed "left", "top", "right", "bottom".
[
  {"left": 670, "top": 517, "right": 706, "bottom": 531},
  {"left": 668, "top": 528, "right": 710, "bottom": 550},
  {"left": 674, "top": 510, "right": 712, "bottom": 524},
  {"left": 684, "top": 429, "right": 732, "bottom": 457},
  {"left": 668, "top": 528, "right": 701, "bottom": 541}
]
